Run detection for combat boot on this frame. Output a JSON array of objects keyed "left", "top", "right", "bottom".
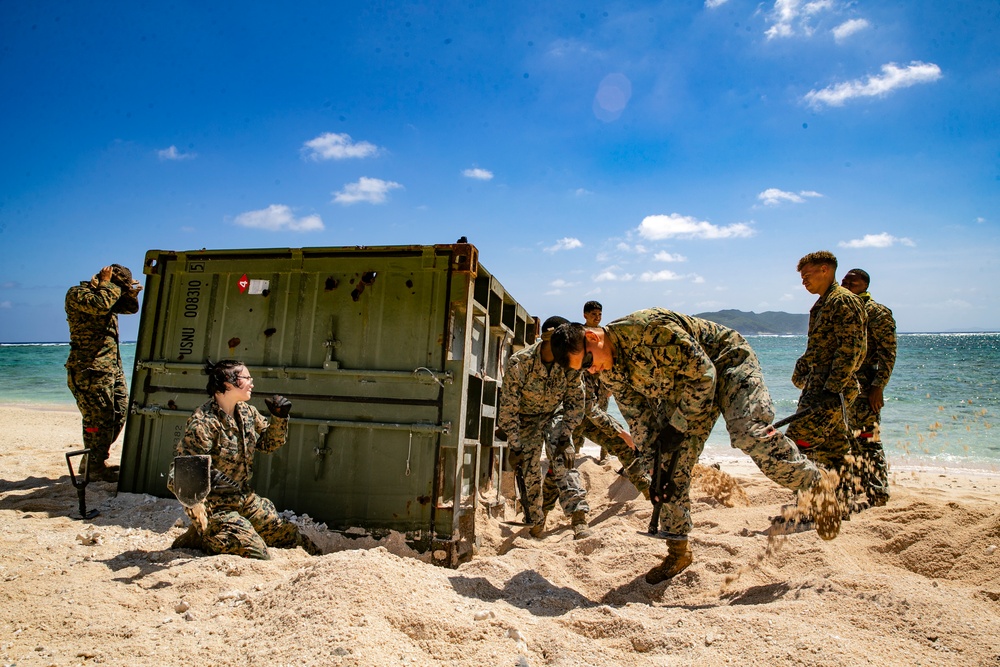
[
  {"left": 644, "top": 538, "right": 693, "bottom": 585},
  {"left": 86, "top": 463, "right": 120, "bottom": 483},
  {"left": 528, "top": 513, "right": 547, "bottom": 539},
  {"left": 571, "top": 510, "right": 592, "bottom": 539},
  {"left": 171, "top": 524, "right": 205, "bottom": 551}
]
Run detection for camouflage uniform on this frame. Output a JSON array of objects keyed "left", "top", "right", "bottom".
[
  {"left": 498, "top": 340, "right": 587, "bottom": 525},
  {"left": 65, "top": 278, "right": 139, "bottom": 469},
  {"left": 601, "top": 308, "right": 822, "bottom": 538},
  {"left": 788, "top": 283, "right": 866, "bottom": 476},
  {"left": 849, "top": 293, "right": 896, "bottom": 504},
  {"left": 167, "top": 398, "right": 316, "bottom": 559},
  {"left": 571, "top": 373, "right": 649, "bottom": 495}
]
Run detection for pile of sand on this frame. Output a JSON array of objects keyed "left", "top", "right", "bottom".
[{"left": 1, "top": 405, "right": 998, "bottom": 666}]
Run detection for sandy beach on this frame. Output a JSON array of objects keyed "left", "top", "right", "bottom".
[{"left": 1, "top": 404, "right": 998, "bottom": 666}]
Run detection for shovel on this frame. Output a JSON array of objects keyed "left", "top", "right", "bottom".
[
  {"left": 65, "top": 449, "right": 99, "bottom": 520},
  {"left": 171, "top": 455, "right": 212, "bottom": 508}
]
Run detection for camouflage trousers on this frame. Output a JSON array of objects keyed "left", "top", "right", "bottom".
[
  {"left": 787, "top": 389, "right": 857, "bottom": 503},
  {"left": 652, "top": 346, "right": 821, "bottom": 537},
  {"left": 715, "top": 355, "right": 820, "bottom": 494},
  {"left": 192, "top": 492, "right": 317, "bottom": 560},
  {"left": 850, "top": 390, "right": 890, "bottom": 503},
  {"left": 574, "top": 416, "right": 649, "bottom": 495},
  {"left": 510, "top": 415, "right": 588, "bottom": 524},
  {"left": 67, "top": 365, "right": 128, "bottom": 465}
]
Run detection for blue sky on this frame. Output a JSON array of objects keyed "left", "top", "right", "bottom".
[{"left": 1, "top": 0, "right": 998, "bottom": 341}]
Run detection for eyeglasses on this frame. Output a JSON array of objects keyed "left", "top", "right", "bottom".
[
  {"left": 236, "top": 374, "right": 253, "bottom": 382},
  {"left": 580, "top": 339, "right": 594, "bottom": 371}
]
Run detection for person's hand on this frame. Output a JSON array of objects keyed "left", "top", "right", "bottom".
[
  {"left": 128, "top": 280, "right": 143, "bottom": 296},
  {"left": 655, "top": 423, "right": 685, "bottom": 453},
  {"left": 869, "top": 386, "right": 885, "bottom": 412},
  {"left": 98, "top": 266, "right": 113, "bottom": 282},
  {"left": 264, "top": 394, "right": 292, "bottom": 418}
]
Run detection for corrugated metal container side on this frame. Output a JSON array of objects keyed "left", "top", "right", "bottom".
[{"left": 118, "top": 243, "right": 535, "bottom": 566}]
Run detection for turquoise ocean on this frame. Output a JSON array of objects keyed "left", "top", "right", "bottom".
[{"left": 1, "top": 335, "right": 997, "bottom": 472}]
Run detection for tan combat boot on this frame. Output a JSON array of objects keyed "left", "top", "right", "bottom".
[
  {"left": 528, "top": 513, "right": 547, "bottom": 539},
  {"left": 571, "top": 510, "right": 592, "bottom": 539},
  {"left": 644, "top": 538, "right": 693, "bottom": 585}
]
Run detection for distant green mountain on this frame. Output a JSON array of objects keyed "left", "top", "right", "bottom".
[{"left": 694, "top": 309, "right": 808, "bottom": 335}]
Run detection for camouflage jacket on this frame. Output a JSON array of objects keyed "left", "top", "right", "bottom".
[
  {"left": 65, "top": 279, "right": 139, "bottom": 371},
  {"left": 600, "top": 308, "right": 723, "bottom": 450},
  {"left": 792, "top": 283, "right": 866, "bottom": 396},
  {"left": 170, "top": 398, "right": 288, "bottom": 500},
  {"left": 857, "top": 293, "right": 897, "bottom": 389},
  {"left": 498, "top": 340, "right": 585, "bottom": 449}
]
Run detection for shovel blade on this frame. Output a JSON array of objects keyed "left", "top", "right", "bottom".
[{"left": 172, "top": 455, "right": 211, "bottom": 507}]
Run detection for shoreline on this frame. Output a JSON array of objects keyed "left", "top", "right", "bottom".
[{"left": 8, "top": 400, "right": 998, "bottom": 476}]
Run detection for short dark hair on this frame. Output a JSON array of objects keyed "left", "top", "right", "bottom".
[
  {"left": 541, "top": 315, "right": 570, "bottom": 333},
  {"left": 205, "top": 359, "right": 244, "bottom": 396},
  {"left": 845, "top": 268, "right": 870, "bottom": 287},
  {"left": 583, "top": 300, "right": 602, "bottom": 314},
  {"left": 549, "top": 323, "right": 586, "bottom": 368},
  {"left": 796, "top": 250, "right": 838, "bottom": 272}
]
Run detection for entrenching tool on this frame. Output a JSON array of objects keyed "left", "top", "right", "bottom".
[
  {"left": 65, "top": 449, "right": 99, "bottom": 520},
  {"left": 171, "top": 455, "right": 212, "bottom": 508}
]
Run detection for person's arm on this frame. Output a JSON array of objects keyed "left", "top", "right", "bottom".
[
  {"left": 825, "top": 296, "right": 867, "bottom": 394},
  {"left": 251, "top": 404, "right": 288, "bottom": 453},
  {"left": 68, "top": 267, "right": 122, "bottom": 315},
  {"left": 869, "top": 305, "right": 897, "bottom": 411},
  {"left": 497, "top": 357, "right": 524, "bottom": 450},
  {"left": 112, "top": 285, "right": 142, "bottom": 315},
  {"left": 557, "top": 370, "right": 585, "bottom": 441},
  {"left": 167, "top": 412, "right": 216, "bottom": 494}
]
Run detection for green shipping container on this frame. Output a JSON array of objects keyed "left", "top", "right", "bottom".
[{"left": 119, "top": 243, "right": 535, "bottom": 565}]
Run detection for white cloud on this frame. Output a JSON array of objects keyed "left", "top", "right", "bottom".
[
  {"left": 654, "top": 251, "right": 687, "bottom": 262},
  {"left": 758, "top": 188, "right": 824, "bottom": 205},
  {"left": 233, "top": 205, "right": 324, "bottom": 232},
  {"left": 158, "top": 145, "right": 196, "bottom": 161},
  {"left": 594, "top": 266, "right": 634, "bottom": 282},
  {"left": 616, "top": 242, "right": 649, "bottom": 254},
  {"left": 805, "top": 61, "right": 942, "bottom": 109},
  {"left": 832, "top": 18, "right": 869, "bottom": 42},
  {"left": 462, "top": 167, "right": 494, "bottom": 181},
  {"left": 705, "top": 0, "right": 729, "bottom": 7},
  {"left": 333, "top": 177, "right": 403, "bottom": 205},
  {"left": 838, "top": 232, "right": 915, "bottom": 248},
  {"left": 638, "top": 213, "right": 755, "bottom": 240},
  {"left": 639, "top": 270, "right": 684, "bottom": 282},
  {"left": 303, "top": 133, "right": 379, "bottom": 161},
  {"left": 574, "top": 188, "right": 594, "bottom": 197},
  {"left": 545, "top": 237, "right": 583, "bottom": 253},
  {"left": 0, "top": 301, "right": 11, "bottom": 309},
  {"left": 766, "top": 0, "right": 835, "bottom": 39},
  {"left": 545, "top": 278, "right": 577, "bottom": 296},
  {"left": 976, "top": 217, "right": 986, "bottom": 224}
]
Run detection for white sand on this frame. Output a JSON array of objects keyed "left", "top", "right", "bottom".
[{"left": 1, "top": 405, "right": 998, "bottom": 666}]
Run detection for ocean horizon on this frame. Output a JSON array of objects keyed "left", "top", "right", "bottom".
[{"left": 2, "top": 334, "right": 997, "bottom": 474}]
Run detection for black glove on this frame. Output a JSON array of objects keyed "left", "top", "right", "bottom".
[
  {"left": 655, "top": 423, "right": 685, "bottom": 454},
  {"left": 264, "top": 394, "right": 292, "bottom": 418}
]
